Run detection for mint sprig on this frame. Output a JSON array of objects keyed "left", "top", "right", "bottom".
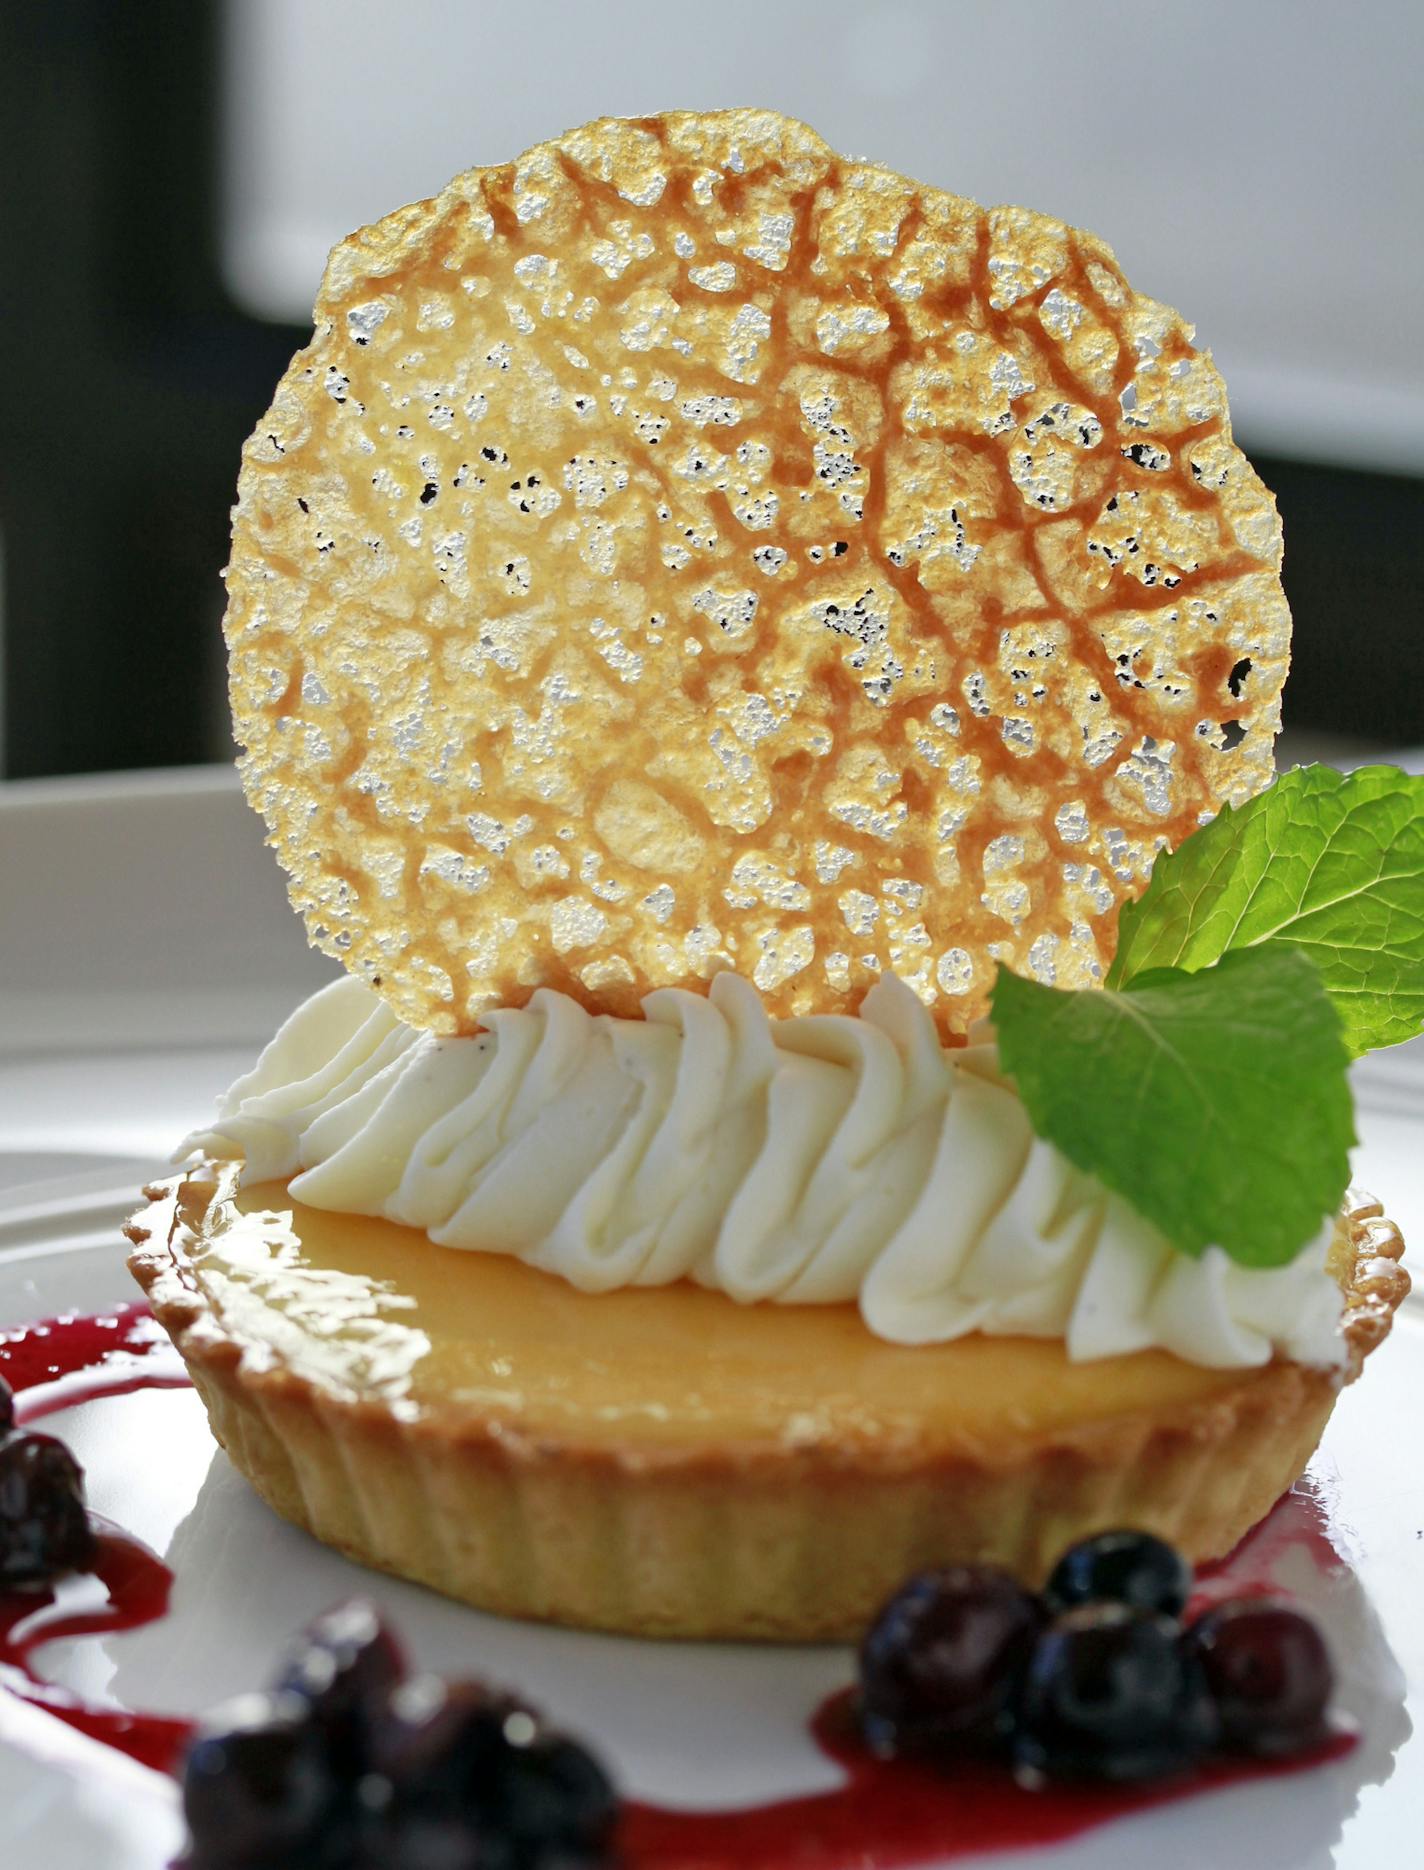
[
  {"left": 992, "top": 760, "right": 1424, "bottom": 1268},
  {"left": 992, "top": 948, "right": 1355, "bottom": 1268},
  {"left": 1108, "top": 764, "right": 1424, "bottom": 1057}
]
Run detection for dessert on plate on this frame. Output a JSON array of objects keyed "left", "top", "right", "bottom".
[{"left": 126, "top": 109, "right": 1414, "bottom": 1641}]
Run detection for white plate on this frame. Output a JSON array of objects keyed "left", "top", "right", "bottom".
[{"left": 3, "top": 770, "right": 1424, "bottom": 1869}]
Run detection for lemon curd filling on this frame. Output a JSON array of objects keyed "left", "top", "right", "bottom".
[
  {"left": 183, "top": 973, "right": 1347, "bottom": 1373},
  {"left": 154, "top": 1164, "right": 1329, "bottom": 1453}
]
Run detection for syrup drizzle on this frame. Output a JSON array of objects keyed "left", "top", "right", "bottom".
[
  {"left": 622, "top": 1690, "right": 1351, "bottom": 1870},
  {"left": 0, "top": 1304, "right": 194, "bottom": 1772},
  {"left": 0, "top": 1307, "right": 1358, "bottom": 1864},
  {"left": 1, "top": 1298, "right": 190, "bottom": 1423},
  {"left": 0, "top": 1528, "right": 189, "bottom": 1775}
]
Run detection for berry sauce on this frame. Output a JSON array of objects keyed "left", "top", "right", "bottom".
[
  {"left": 0, "top": 1303, "right": 193, "bottom": 1772},
  {"left": 620, "top": 1691, "right": 1351, "bottom": 1869},
  {"left": 0, "top": 1306, "right": 1358, "bottom": 1863},
  {"left": 0, "top": 1299, "right": 190, "bottom": 1421},
  {"left": 0, "top": 1526, "right": 190, "bottom": 1774}
]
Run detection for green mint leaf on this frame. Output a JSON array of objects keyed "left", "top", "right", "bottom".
[
  {"left": 1107, "top": 763, "right": 1424, "bottom": 1057},
  {"left": 992, "top": 947, "right": 1355, "bottom": 1267}
]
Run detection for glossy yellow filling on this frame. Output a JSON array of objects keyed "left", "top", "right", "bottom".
[{"left": 174, "top": 1166, "right": 1285, "bottom": 1463}]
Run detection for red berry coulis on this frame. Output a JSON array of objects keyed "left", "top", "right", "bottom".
[
  {"left": 0, "top": 1299, "right": 190, "bottom": 1418},
  {"left": 0, "top": 1306, "right": 1359, "bottom": 1863},
  {"left": 0, "top": 1526, "right": 190, "bottom": 1773},
  {"left": 0, "top": 1303, "right": 193, "bottom": 1772},
  {"left": 620, "top": 1689, "right": 1349, "bottom": 1869}
]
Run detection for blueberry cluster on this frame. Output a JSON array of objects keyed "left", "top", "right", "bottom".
[
  {"left": 0, "top": 1371, "right": 97, "bottom": 1589},
  {"left": 858, "top": 1530, "right": 1335, "bottom": 1784},
  {"left": 182, "top": 1600, "right": 618, "bottom": 1870}
]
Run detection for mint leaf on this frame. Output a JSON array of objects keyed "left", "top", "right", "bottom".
[
  {"left": 992, "top": 947, "right": 1354, "bottom": 1267},
  {"left": 1108, "top": 764, "right": 1424, "bottom": 1056}
]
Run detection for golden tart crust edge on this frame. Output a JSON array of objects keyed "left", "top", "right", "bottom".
[{"left": 125, "top": 1174, "right": 1408, "bottom": 1643}]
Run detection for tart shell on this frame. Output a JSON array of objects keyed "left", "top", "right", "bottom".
[{"left": 125, "top": 1171, "right": 1407, "bottom": 1643}]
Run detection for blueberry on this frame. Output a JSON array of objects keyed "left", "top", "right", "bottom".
[
  {"left": 0, "top": 1431, "right": 97, "bottom": 1587},
  {"left": 0, "top": 1372, "right": 13, "bottom": 1439},
  {"left": 182, "top": 1691, "right": 339, "bottom": 1869},
  {"left": 858, "top": 1566, "right": 1044, "bottom": 1755},
  {"left": 1184, "top": 1600, "right": 1333, "bottom": 1758},
  {"left": 377, "top": 1677, "right": 617, "bottom": 1868},
  {"left": 1044, "top": 1530, "right": 1192, "bottom": 1619},
  {"left": 1015, "top": 1603, "right": 1216, "bottom": 1784},
  {"left": 276, "top": 1597, "right": 405, "bottom": 1770}
]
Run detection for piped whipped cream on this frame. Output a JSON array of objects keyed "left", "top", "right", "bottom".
[{"left": 183, "top": 973, "right": 1347, "bottom": 1371}]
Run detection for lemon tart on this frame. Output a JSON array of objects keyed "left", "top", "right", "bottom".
[
  {"left": 125, "top": 1164, "right": 1405, "bottom": 1641},
  {"left": 126, "top": 109, "right": 1420, "bottom": 1650}
]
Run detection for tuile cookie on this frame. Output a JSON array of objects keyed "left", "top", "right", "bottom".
[{"left": 224, "top": 108, "right": 1288, "bottom": 1036}]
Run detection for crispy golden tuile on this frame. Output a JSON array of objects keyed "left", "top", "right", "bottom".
[{"left": 225, "top": 109, "right": 1288, "bottom": 1035}]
